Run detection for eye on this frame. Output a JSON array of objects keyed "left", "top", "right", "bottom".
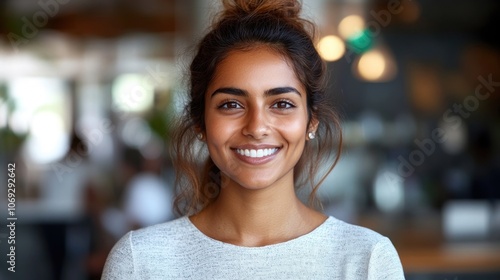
[
  {"left": 272, "top": 100, "right": 295, "bottom": 109},
  {"left": 218, "top": 100, "right": 243, "bottom": 110}
]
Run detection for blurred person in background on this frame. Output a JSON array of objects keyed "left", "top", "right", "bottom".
[
  {"left": 122, "top": 148, "right": 174, "bottom": 229},
  {"left": 105, "top": 147, "right": 173, "bottom": 232},
  {"left": 38, "top": 133, "right": 104, "bottom": 280},
  {"left": 91, "top": 147, "right": 174, "bottom": 278},
  {"left": 101, "top": 0, "right": 404, "bottom": 279}
]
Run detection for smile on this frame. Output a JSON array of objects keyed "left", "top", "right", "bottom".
[{"left": 235, "top": 148, "right": 279, "bottom": 158}]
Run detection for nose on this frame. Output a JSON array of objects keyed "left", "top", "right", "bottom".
[{"left": 242, "top": 107, "right": 270, "bottom": 139}]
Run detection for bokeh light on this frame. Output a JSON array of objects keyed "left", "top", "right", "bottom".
[
  {"left": 338, "top": 15, "right": 365, "bottom": 39},
  {"left": 317, "top": 35, "right": 345, "bottom": 61},
  {"left": 357, "top": 50, "right": 386, "bottom": 81}
]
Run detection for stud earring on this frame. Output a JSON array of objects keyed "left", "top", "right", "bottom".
[
  {"left": 196, "top": 133, "right": 203, "bottom": 140},
  {"left": 308, "top": 132, "right": 315, "bottom": 140}
]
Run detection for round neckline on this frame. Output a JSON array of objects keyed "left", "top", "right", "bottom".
[{"left": 184, "top": 215, "right": 333, "bottom": 250}]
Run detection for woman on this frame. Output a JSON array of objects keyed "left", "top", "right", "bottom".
[{"left": 102, "top": 0, "right": 405, "bottom": 279}]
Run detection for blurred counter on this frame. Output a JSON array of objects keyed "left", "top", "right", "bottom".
[
  {"left": 399, "top": 243, "right": 500, "bottom": 273},
  {"left": 358, "top": 213, "right": 500, "bottom": 274}
]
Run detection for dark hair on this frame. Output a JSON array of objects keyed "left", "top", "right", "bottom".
[{"left": 171, "top": 0, "right": 342, "bottom": 216}]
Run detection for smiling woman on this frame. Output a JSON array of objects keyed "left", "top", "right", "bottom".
[
  {"left": 102, "top": 0, "right": 405, "bottom": 279},
  {"left": 204, "top": 48, "right": 310, "bottom": 193}
]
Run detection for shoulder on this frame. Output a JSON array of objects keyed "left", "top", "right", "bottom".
[
  {"left": 319, "top": 217, "right": 403, "bottom": 264},
  {"left": 321, "top": 216, "right": 389, "bottom": 246},
  {"left": 107, "top": 216, "right": 191, "bottom": 252},
  {"left": 321, "top": 216, "right": 399, "bottom": 255},
  {"left": 102, "top": 216, "right": 195, "bottom": 279},
  {"left": 128, "top": 216, "right": 192, "bottom": 247},
  {"left": 319, "top": 216, "right": 404, "bottom": 278}
]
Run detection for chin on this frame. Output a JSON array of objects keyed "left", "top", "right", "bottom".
[{"left": 233, "top": 176, "right": 284, "bottom": 191}]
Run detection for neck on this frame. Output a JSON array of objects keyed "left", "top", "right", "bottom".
[{"left": 191, "top": 177, "right": 326, "bottom": 247}]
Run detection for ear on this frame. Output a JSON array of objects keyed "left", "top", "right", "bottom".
[
  {"left": 194, "top": 124, "right": 205, "bottom": 134},
  {"left": 307, "top": 117, "right": 319, "bottom": 137},
  {"left": 194, "top": 126, "right": 205, "bottom": 141},
  {"left": 309, "top": 117, "right": 319, "bottom": 131}
]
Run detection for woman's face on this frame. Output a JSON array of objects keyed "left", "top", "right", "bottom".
[{"left": 204, "top": 47, "right": 312, "bottom": 191}]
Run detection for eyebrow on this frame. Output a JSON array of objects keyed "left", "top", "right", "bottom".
[{"left": 210, "top": 86, "right": 302, "bottom": 98}]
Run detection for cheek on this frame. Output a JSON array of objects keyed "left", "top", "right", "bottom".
[
  {"left": 275, "top": 113, "right": 309, "bottom": 140},
  {"left": 205, "top": 115, "right": 234, "bottom": 148}
]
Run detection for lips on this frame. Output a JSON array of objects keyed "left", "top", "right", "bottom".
[{"left": 235, "top": 148, "right": 279, "bottom": 158}]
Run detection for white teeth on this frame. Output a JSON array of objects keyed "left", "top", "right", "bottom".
[{"left": 236, "top": 148, "right": 278, "bottom": 158}]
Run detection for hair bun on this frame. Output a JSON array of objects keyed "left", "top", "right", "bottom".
[{"left": 220, "top": 0, "right": 302, "bottom": 21}]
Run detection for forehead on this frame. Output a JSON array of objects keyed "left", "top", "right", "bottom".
[
  {"left": 210, "top": 47, "right": 301, "bottom": 86},
  {"left": 221, "top": 46, "right": 288, "bottom": 65}
]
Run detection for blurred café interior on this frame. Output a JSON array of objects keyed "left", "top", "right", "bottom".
[{"left": 0, "top": 0, "right": 499, "bottom": 279}]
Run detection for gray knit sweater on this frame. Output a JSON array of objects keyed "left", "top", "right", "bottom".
[{"left": 102, "top": 216, "right": 405, "bottom": 279}]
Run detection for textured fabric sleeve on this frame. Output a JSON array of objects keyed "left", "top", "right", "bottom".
[
  {"left": 101, "top": 232, "right": 136, "bottom": 280},
  {"left": 367, "top": 237, "right": 405, "bottom": 280}
]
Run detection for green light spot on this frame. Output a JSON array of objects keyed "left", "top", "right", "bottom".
[{"left": 346, "top": 29, "right": 373, "bottom": 54}]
